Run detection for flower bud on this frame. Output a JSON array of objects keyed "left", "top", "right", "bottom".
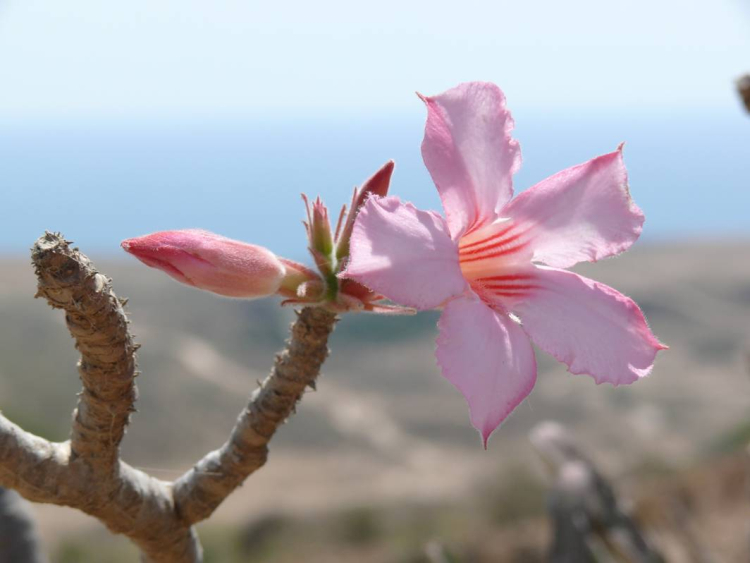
[
  {"left": 357, "top": 159, "right": 394, "bottom": 202},
  {"left": 310, "top": 197, "right": 334, "bottom": 258},
  {"left": 121, "top": 229, "right": 285, "bottom": 299},
  {"left": 336, "top": 160, "right": 394, "bottom": 263},
  {"left": 302, "top": 195, "right": 335, "bottom": 277}
]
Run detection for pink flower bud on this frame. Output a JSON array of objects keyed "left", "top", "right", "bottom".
[
  {"left": 336, "top": 160, "right": 394, "bottom": 262},
  {"left": 357, "top": 159, "right": 395, "bottom": 202},
  {"left": 121, "top": 229, "right": 285, "bottom": 299}
]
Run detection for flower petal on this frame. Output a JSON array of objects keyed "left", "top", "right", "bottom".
[
  {"left": 341, "top": 196, "right": 467, "bottom": 310},
  {"left": 513, "top": 267, "right": 666, "bottom": 385},
  {"left": 502, "top": 147, "right": 644, "bottom": 269},
  {"left": 436, "top": 294, "right": 537, "bottom": 447},
  {"left": 421, "top": 82, "right": 521, "bottom": 238}
]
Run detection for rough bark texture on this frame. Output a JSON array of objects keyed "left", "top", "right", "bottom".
[
  {"left": 172, "top": 306, "right": 337, "bottom": 524},
  {"left": 33, "top": 232, "right": 138, "bottom": 469},
  {"left": 0, "top": 416, "right": 69, "bottom": 504},
  {"left": 0, "top": 233, "right": 337, "bottom": 562}
]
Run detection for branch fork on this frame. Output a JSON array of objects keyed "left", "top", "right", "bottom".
[{"left": 0, "top": 232, "right": 337, "bottom": 562}]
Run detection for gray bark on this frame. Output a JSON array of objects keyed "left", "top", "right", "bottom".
[
  {"left": 0, "top": 233, "right": 338, "bottom": 562},
  {"left": 173, "top": 307, "right": 336, "bottom": 524}
]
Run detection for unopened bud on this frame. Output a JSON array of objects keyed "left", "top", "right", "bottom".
[
  {"left": 336, "top": 160, "right": 394, "bottom": 262},
  {"left": 357, "top": 159, "right": 394, "bottom": 202},
  {"left": 302, "top": 195, "right": 335, "bottom": 276},
  {"left": 121, "top": 229, "right": 285, "bottom": 299}
]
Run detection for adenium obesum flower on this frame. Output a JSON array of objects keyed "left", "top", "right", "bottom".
[
  {"left": 122, "top": 162, "right": 412, "bottom": 314},
  {"left": 341, "top": 82, "right": 666, "bottom": 446}
]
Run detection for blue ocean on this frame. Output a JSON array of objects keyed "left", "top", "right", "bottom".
[{"left": 1, "top": 108, "right": 748, "bottom": 260}]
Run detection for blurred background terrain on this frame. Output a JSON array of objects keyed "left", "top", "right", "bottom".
[
  {"left": 1, "top": 0, "right": 750, "bottom": 560},
  {"left": 1, "top": 241, "right": 750, "bottom": 561}
]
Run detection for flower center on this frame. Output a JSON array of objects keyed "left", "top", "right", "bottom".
[{"left": 458, "top": 219, "right": 537, "bottom": 302}]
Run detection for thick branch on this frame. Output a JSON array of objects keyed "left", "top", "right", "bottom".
[
  {"left": 0, "top": 415, "right": 67, "bottom": 505},
  {"left": 97, "top": 462, "right": 202, "bottom": 563},
  {"left": 24, "top": 233, "right": 201, "bottom": 562},
  {"left": 172, "top": 306, "right": 337, "bottom": 524},
  {"left": 0, "top": 411, "right": 201, "bottom": 561},
  {"left": 32, "top": 232, "right": 138, "bottom": 470},
  {"left": 1, "top": 233, "right": 336, "bottom": 562}
]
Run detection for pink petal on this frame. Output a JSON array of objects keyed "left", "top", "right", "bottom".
[
  {"left": 436, "top": 294, "right": 537, "bottom": 447},
  {"left": 341, "top": 196, "right": 467, "bottom": 310},
  {"left": 421, "top": 82, "right": 521, "bottom": 238},
  {"left": 502, "top": 147, "right": 644, "bottom": 269},
  {"left": 513, "top": 267, "right": 666, "bottom": 385}
]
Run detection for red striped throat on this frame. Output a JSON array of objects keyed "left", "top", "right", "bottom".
[{"left": 458, "top": 219, "right": 538, "bottom": 304}]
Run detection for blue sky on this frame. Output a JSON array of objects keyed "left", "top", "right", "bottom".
[
  {"left": 0, "top": 1, "right": 749, "bottom": 257},
  {"left": 0, "top": 0, "right": 748, "bottom": 119}
]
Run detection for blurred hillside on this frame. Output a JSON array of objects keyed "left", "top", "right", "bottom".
[{"left": 1, "top": 240, "right": 750, "bottom": 560}]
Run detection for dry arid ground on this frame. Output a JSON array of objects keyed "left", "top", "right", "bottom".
[{"left": 1, "top": 240, "right": 749, "bottom": 561}]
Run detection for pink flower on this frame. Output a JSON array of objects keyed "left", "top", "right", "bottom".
[
  {"left": 341, "top": 82, "right": 666, "bottom": 446},
  {"left": 122, "top": 229, "right": 288, "bottom": 298}
]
